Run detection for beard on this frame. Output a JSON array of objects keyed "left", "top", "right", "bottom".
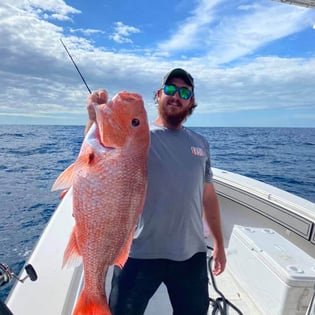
[{"left": 159, "top": 103, "right": 191, "bottom": 128}]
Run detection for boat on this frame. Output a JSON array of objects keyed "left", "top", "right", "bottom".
[
  {"left": 2, "top": 1, "right": 315, "bottom": 312},
  {"left": 3, "top": 167, "right": 315, "bottom": 315}
]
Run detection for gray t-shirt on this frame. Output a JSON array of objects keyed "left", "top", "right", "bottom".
[{"left": 129, "top": 124, "right": 213, "bottom": 261}]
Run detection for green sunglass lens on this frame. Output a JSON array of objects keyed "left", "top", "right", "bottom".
[
  {"left": 179, "top": 88, "right": 191, "bottom": 100},
  {"left": 164, "top": 85, "right": 177, "bottom": 95}
]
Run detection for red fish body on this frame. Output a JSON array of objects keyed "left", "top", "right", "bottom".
[{"left": 52, "top": 91, "right": 150, "bottom": 315}]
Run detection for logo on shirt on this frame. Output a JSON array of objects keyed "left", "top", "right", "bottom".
[{"left": 191, "top": 146, "right": 205, "bottom": 157}]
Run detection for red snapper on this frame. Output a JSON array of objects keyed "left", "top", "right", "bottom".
[{"left": 52, "top": 91, "right": 150, "bottom": 314}]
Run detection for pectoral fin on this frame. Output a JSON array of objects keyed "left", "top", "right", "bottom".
[{"left": 51, "top": 163, "right": 75, "bottom": 191}]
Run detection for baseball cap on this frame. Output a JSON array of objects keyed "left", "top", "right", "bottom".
[{"left": 162, "top": 68, "right": 194, "bottom": 91}]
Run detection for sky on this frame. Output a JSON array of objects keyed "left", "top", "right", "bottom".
[{"left": 0, "top": 0, "right": 315, "bottom": 127}]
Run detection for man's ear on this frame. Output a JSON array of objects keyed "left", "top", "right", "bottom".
[
  {"left": 189, "top": 96, "right": 195, "bottom": 106},
  {"left": 155, "top": 88, "right": 162, "bottom": 101}
]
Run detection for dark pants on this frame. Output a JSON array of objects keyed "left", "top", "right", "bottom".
[{"left": 109, "top": 252, "right": 209, "bottom": 315}]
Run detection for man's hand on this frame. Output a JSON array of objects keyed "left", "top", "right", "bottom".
[
  {"left": 86, "top": 89, "right": 108, "bottom": 121},
  {"left": 211, "top": 245, "right": 226, "bottom": 276},
  {"left": 84, "top": 89, "right": 108, "bottom": 135}
]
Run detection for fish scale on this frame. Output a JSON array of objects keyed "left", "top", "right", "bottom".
[{"left": 52, "top": 91, "right": 150, "bottom": 315}]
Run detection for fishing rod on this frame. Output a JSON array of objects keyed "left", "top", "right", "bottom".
[{"left": 60, "top": 38, "right": 92, "bottom": 94}]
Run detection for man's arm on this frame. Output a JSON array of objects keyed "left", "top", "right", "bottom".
[
  {"left": 84, "top": 119, "right": 94, "bottom": 136},
  {"left": 203, "top": 182, "right": 226, "bottom": 275}
]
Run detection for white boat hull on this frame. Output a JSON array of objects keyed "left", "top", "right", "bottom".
[{"left": 6, "top": 168, "right": 315, "bottom": 314}]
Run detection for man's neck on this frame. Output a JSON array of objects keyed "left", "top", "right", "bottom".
[{"left": 154, "top": 116, "right": 182, "bottom": 130}]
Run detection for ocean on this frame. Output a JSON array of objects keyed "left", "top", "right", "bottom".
[{"left": 0, "top": 125, "right": 314, "bottom": 302}]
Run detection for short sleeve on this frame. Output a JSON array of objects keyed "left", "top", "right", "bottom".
[{"left": 204, "top": 140, "right": 213, "bottom": 183}]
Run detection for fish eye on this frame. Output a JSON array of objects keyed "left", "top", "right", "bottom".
[{"left": 131, "top": 118, "right": 140, "bottom": 127}]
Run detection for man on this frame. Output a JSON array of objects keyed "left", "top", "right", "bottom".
[{"left": 85, "top": 68, "right": 226, "bottom": 315}]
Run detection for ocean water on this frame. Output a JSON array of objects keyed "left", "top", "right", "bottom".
[{"left": 0, "top": 125, "right": 314, "bottom": 302}]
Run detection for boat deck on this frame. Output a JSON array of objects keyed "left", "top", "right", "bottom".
[{"left": 207, "top": 262, "right": 262, "bottom": 315}]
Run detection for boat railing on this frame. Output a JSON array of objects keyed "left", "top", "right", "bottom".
[
  {"left": 306, "top": 285, "right": 315, "bottom": 315},
  {"left": 213, "top": 168, "right": 315, "bottom": 245},
  {"left": 61, "top": 265, "right": 83, "bottom": 315}
]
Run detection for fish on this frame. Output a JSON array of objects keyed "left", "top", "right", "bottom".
[{"left": 51, "top": 91, "right": 150, "bottom": 315}]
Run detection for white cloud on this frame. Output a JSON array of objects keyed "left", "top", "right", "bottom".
[
  {"left": 24, "top": 0, "right": 79, "bottom": 19},
  {"left": 0, "top": 0, "right": 314, "bottom": 126},
  {"left": 109, "top": 21, "right": 140, "bottom": 44},
  {"left": 69, "top": 28, "right": 105, "bottom": 36},
  {"left": 157, "top": 0, "right": 221, "bottom": 52},
  {"left": 157, "top": 0, "right": 313, "bottom": 65},
  {"left": 194, "top": 56, "right": 315, "bottom": 114},
  {"left": 203, "top": 3, "right": 312, "bottom": 65}
]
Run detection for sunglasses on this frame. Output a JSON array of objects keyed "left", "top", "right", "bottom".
[{"left": 163, "top": 84, "right": 193, "bottom": 100}]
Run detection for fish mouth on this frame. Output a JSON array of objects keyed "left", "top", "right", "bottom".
[
  {"left": 102, "top": 144, "right": 115, "bottom": 150},
  {"left": 93, "top": 103, "right": 124, "bottom": 149},
  {"left": 85, "top": 122, "right": 116, "bottom": 153}
]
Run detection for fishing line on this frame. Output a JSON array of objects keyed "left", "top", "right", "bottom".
[{"left": 60, "top": 38, "right": 92, "bottom": 94}]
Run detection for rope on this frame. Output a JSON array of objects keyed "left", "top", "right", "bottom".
[{"left": 207, "top": 246, "right": 243, "bottom": 315}]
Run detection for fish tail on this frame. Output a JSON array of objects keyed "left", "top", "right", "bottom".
[{"left": 73, "top": 289, "right": 111, "bottom": 315}]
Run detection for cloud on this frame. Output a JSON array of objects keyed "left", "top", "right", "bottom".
[
  {"left": 109, "top": 21, "right": 141, "bottom": 44},
  {"left": 69, "top": 28, "right": 106, "bottom": 37},
  {"left": 194, "top": 56, "right": 315, "bottom": 114},
  {"left": 157, "top": 0, "right": 221, "bottom": 52},
  {"left": 204, "top": 3, "right": 313, "bottom": 65},
  {"left": 157, "top": 0, "right": 314, "bottom": 65},
  {"left": 0, "top": 0, "right": 314, "bottom": 126},
  {"left": 7, "top": 0, "right": 80, "bottom": 21}
]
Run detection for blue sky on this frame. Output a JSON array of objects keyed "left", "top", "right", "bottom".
[{"left": 0, "top": 0, "right": 315, "bottom": 127}]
